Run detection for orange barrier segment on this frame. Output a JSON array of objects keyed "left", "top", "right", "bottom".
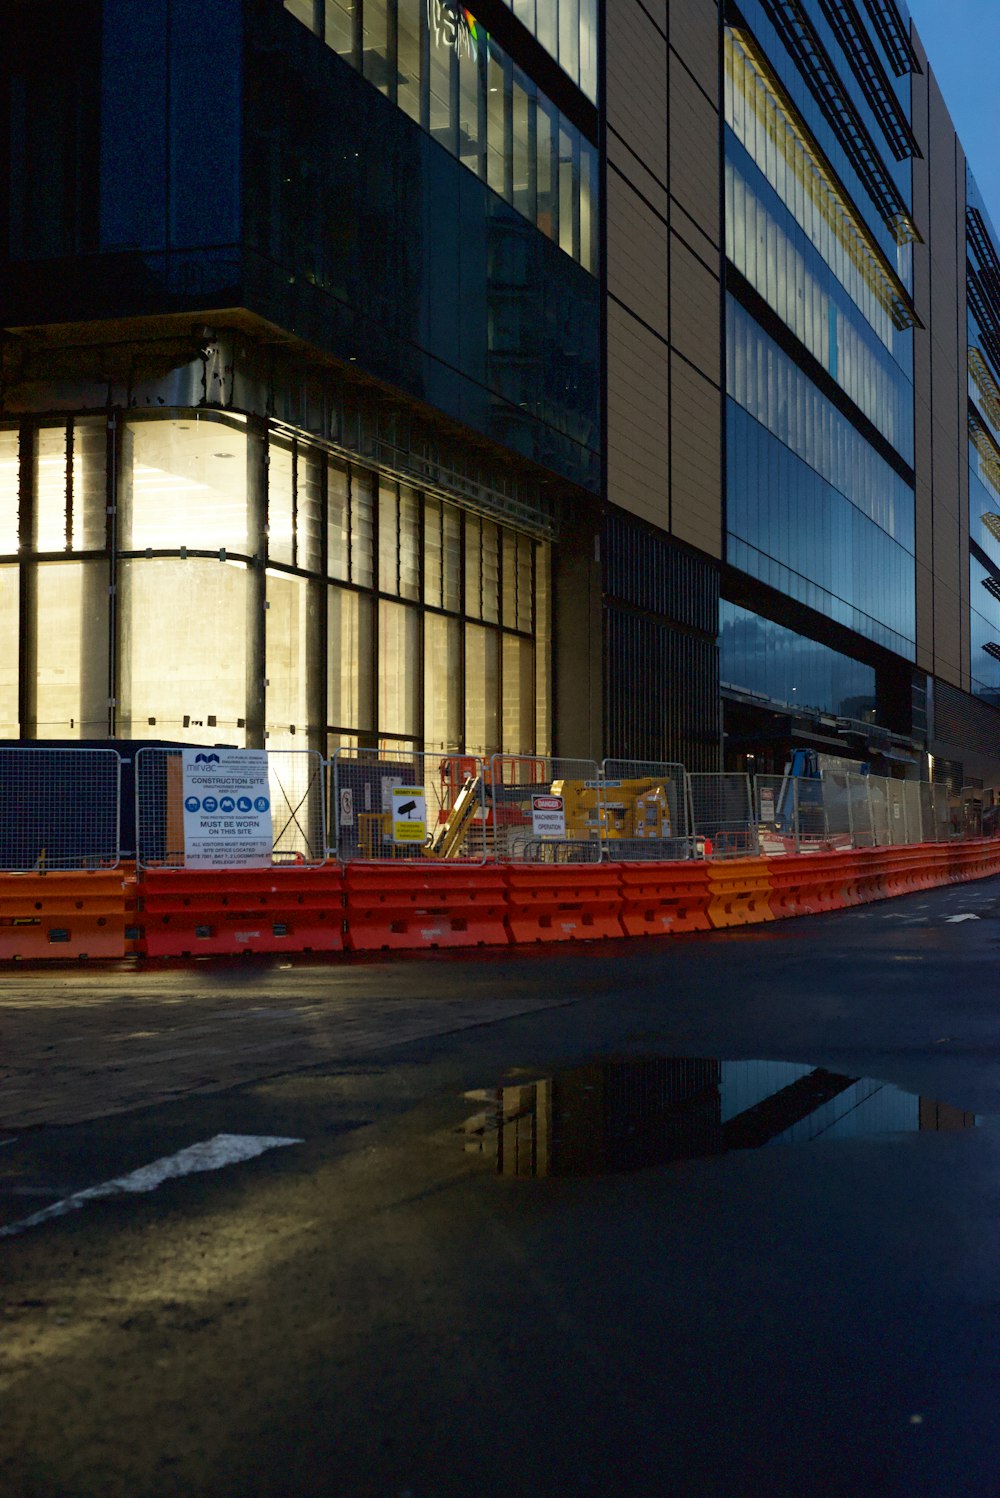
[
  {"left": 0, "top": 870, "right": 128, "bottom": 960},
  {"left": 618, "top": 862, "right": 713, "bottom": 937},
  {"left": 344, "top": 863, "right": 509, "bottom": 951},
  {"left": 766, "top": 850, "right": 853, "bottom": 919},
  {"left": 139, "top": 866, "right": 344, "bottom": 957},
  {"left": 706, "top": 857, "right": 774, "bottom": 929},
  {"left": 505, "top": 864, "right": 624, "bottom": 943}
]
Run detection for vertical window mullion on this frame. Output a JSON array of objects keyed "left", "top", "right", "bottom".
[
  {"left": 292, "top": 442, "right": 299, "bottom": 569},
  {"left": 65, "top": 419, "right": 74, "bottom": 552}
]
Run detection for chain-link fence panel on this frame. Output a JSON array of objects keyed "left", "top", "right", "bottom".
[
  {"left": 688, "top": 773, "right": 756, "bottom": 858},
  {"left": 488, "top": 756, "right": 602, "bottom": 862},
  {"left": 918, "top": 781, "right": 938, "bottom": 842},
  {"left": 0, "top": 748, "right": 121, "bottom": 871},
  {"left": 601, "top": 760, "right": 694, "bottom": 860},
  {"left": 331, "top": 750, "right": 487, "bottom": 863},
  {"left": 136, "top": 748, "right": 326, "bottom": 869}
]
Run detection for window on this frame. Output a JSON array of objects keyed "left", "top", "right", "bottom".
[{"left": 124, "top": 416, "right": 248, "bottom": 553}]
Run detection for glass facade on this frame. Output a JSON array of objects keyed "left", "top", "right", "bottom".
[
  {"left": 720, "top": 601, "right": 878, "bottom": 722},
  {"left": 727, "top": 300, "right": 916, "bottom": 659},
  {"left": 495, "top": 0, "right": 598, "bottom": 103},
  {"left": 966, "top": 170, "right": 1000, "bottom": 701},
  {"left": 0, "top": 413, "right": 549, "bottom": 755},
  {"left": 725, "top": 4, "right": 918, "bottom": 696},
  {"left": 283, "top": 0, "right": 598, "bottom": 272},
  {"left": 729, "top": 0, "right": 915, "bottom": 278}
]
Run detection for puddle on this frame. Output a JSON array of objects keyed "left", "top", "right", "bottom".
[{"left": 459, "top": 1057, "right": 980, "bottom": 1177}]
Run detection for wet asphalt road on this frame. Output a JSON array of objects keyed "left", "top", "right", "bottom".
[{"left": 4, "top": 880, "right": 1000, "bottom": 1497}]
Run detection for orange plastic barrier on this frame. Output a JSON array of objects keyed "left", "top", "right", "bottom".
[
  {"left": 344, "top": 863, "right": 509, "bottom": 951},
  {"left": 766, "top": 850, "right": 856, "bottom": 919},
  {"left": 139, "top": 867, "right": 344, "bottom": 957},
  {"left": 618, "top": 863, "right": 713, "bottom": 937},
  {"left": 0, "top": 870, "right": 128, "bottom": 960},
  {"left": 948, "top": 839, "right": 1000, "bottom": 884},
  {"left": 505, "top": 864, "right": 624, "bottom": 943},
  {"left": 706, "top": 857, "right": 774, "bottom": 929}
]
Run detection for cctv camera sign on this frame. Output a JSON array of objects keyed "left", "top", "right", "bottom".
[
  {"left": 181, "top": 749, "right": 274, "bottom": 868},
  {"left": 392, "top": 785, "right": 427, "bottom": 845}
]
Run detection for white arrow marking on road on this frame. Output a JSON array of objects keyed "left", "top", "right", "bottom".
[
  {"left": 0, "top": 1134, "right": 302, "bottom": 1240},
  {"left": 944, "top": 914, "right": 981, "bottom": 923}
]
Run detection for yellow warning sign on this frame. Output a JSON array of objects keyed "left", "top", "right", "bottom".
[{"left": 392, "top": 785, "right": 427, "bottom": 844}]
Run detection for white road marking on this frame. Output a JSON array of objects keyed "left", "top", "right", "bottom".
[
  {"left": 945, "top": 914, "right": 981, "bottom": 923},
  {"left": 0, "top": 1134, "right": 301, "bottom": 1240}
]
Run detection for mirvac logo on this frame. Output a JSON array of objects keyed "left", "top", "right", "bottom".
[
  {"left": 194, "top": 753, "right": 221, "bottom": 765},
  {"left": 428, "top": 0, "right": 482, "bottom": 61}
]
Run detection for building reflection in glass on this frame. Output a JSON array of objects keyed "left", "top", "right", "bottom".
[{"left": 460, "top": 1057, "right": 980, "bottom": 1178}]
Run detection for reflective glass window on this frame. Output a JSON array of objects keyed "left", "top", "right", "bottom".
[
  {"left": 72, "top": 418, "right": 108, "bottom": 552},
  {"left": 266, "top": 570, "right": 317, "bottom": 738},
  {"left": 502, "top": 633, "right": 534, "bottom": 752},
  {"left": 125, "top": 417, "right": 248, "bottom": 554},
  {"left": 324, "top": 0, "right": 354, "bottom": 57},
  {"left": 35, "top": 561, "right": 109, "bottom": 738},
  {"left": 0, "top": 429, "right": 20, "bottom": 553},
  {"left": 379, "top": 599, "right": 420, "bottom": 736},
  {"left": 35, "top": 425, "right": 67, "bottom": 551},
  {"left": 363, "top": 0, "right": 392, "bottom": 94},
  {"left": 351, "top": 468, "right": 375, "bottom": 587},
  {"left": 328, "top": 457, "right": 349, "bottom": 581},
  {"left": 268, "top": 438, "right": 295, "bottom": 566},
  {"left": 397, "top": 0, "right": 422, "bottom": 123},
  {"left": 328, "top": 586, "right": 373, "bottom": 731},
  {"left": 465, "top": 621, "right": 499, "bottom": 754},
  {"left": 120, "top": 558, "right": 248, "bottom": 743},
  {"left": 424, "top": 612, "right": 462, "bottom": 750},
  {"left": 0, "top": 566, "right": 17, "bottom": 734},
  {"left": 399, "top": 485, "right": 420, "bottom": 601},
  {"left": 379, "top": 480, "right": 399, "bottom": 593},
  {"left": 284, "top": 0, "right": 598, "bottom": 271}
]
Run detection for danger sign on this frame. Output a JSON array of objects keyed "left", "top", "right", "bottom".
[{"left": 531, "top": 794, "right": 566, "bottom": 838}]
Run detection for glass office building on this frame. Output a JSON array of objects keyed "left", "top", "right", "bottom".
[
  {"left": 721, "top": 0, "right": 923, "bottom": 767},
  {"left": 5, "top": 0, "right": 1000, "bottom": 790}
]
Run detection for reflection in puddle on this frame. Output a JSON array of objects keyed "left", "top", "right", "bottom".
[{"left": 460, "top": 1058, "right": 980, "bottom": 1177}]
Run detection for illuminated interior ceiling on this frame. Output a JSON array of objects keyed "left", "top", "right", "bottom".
[{"left": 728, "top": 26, "right": 919, "bottom": 330}]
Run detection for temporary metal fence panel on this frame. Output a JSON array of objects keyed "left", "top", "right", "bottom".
[
  {"left": 868, "top": 776, "right": 891, "bottom": 847},
  {"left": 488, "top": 756, "right": 602, "bottom": 863},
  {"left": 755, "top": 774, "right": 799, "bottom": 855},
  {"left": 845, "top": 774, "right": 875, "bottom": 848},
  {"left": 901, "top": 781, "right": 923, "bottom": 845},
  {"left": 884, "top": 778, "right": 908, "bottom": 845},
  {"left": 601, "top": 759, "right": 695, "bottom": 860},
  {"left": 688, "top": 773, "right": 756, "bottom": 857},
  {"left": 331, "top": 750, "right": 488, "bottom": 863},
  {"left": 135, "top": 748, "right": 326, "bottom": 869},
  {"left": 0, "top": 748, "right": 121, "bottom": 871},
  {"left": 818, "top": 772, "right": 856, "bottom": 849}
]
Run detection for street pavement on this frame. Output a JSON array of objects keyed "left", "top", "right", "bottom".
[{"left": 4, "top": 879, "right": 1000, "bottom": 1496}]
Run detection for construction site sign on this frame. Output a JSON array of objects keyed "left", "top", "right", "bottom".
[
  {"left": 531, "top": 794, "right": 566, "bottom": 838},
  {"left": 392, "top": 785, "right": 427, "bottom": 844},
  {"left": 181, "top": 749, "right": 273, "bottom": 869}
]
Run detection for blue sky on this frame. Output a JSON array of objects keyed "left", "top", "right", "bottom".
[{"left": 906, "top": 0, "right": 1000, "bottom": 226}]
